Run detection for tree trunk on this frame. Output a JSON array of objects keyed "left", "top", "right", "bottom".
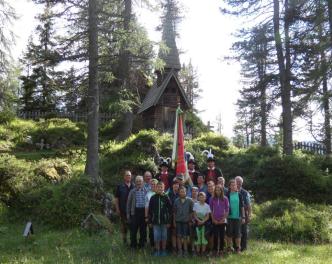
[
  {"left": 117, "top": 0, "right": 133, "bottom": 140},
  {"left": 260, "top": 83, "right": 267, "bottom": 147},
  {"left": 327, "top": 0, "right": 332, "bottom": 45},
  {"left": 320, "top": 42, "right": 331, "bottom": 154},
  {"left": 85, "top": 0, "right": 101, "bottom": 186},
  {"left": 273, "top": 0, "right": 293, "bottom": 155}
]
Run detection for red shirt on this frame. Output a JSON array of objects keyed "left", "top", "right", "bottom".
[
  {"left": 160, "top": 171, "right": 169, "bottom": 190},
  {"left": 206, "top": 168, "right": 217, "bottom": 183}
]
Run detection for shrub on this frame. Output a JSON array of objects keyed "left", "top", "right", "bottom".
[
  {"left": 0, "top": 111, "right": 15, "bottom": 125},
  {"left": 99, "top": 120, "right": 119, "bottom": 141},
  {"left": 13, "top": 176, "right": 101, "bottom": 229},
  {"left": 252, "top": 199, "right": 332, "bottom": 243},
  {"left": 0, "top": 154, "right": 46, "bottom": 206},
  {"left": 30, "top": 118, "right": 85, "bottom": 148},
  {"left": 34, "top": 158, "right": 72, "bottom": 182},
  {"left": 253, "top": 155, "right": 331, "bottom": 203}
]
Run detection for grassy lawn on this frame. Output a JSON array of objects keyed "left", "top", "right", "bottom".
[{"left": 0, "top": 223, "right": 331, "bottom": 264}]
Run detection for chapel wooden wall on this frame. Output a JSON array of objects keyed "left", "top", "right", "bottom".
[{"left": 141, "top": 77, "right": 189, "bottom": 132}]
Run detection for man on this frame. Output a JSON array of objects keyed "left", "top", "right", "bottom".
[
  {"left": 156, "top": 161, "right": 173, "bottom": 192},
  {"left": 127, "top": 176, "right": 148, "bottom": 249},
  {"left": 202, "top": 156, "right": 223, "bottom": 184},
  {"left": 148, "top": 182, "right": 172, "bottom": 256},
  {"left": 235, "top": 176, "right": 251, "bottom": 251},
  {"left": 188, "top": 159, "right": 199, "bottom": 186},
  {"left": 217, "top": 176, "right": 228, "bottom": 195},
  {"left": 167, "top": 179, "right": 180, "bottom": 253},
  {"left": 175, "top": 174, "right": 191, "bottom": 197},
  {"left": 196, "top": 174, "right": 208, "bottom": 195},
  {"left": 114, "top": 170, "right": 134, "bottom": 245},
  {"left": 144, "top": 171, "right": 153, "bottom": 192},
  {"left": 226, "top": 179, "right": 245, "bottom": 253},
  {"left": 145, "top": 179, "right": 158, "bottom": 247},
  {"left": 173, "top": 186, "right": 194, "bottom": 256}
]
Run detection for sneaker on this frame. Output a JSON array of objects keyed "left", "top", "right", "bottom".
[
  {"left": 160, "top": 250, "right": 168, "bottom": 257},
  {"left": 153, "top": 251, "right": 160, "bottom": 257}
]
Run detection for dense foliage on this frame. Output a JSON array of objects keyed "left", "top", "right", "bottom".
[{"left": 252, "top": 199, "right": 332, "bottom": 243}]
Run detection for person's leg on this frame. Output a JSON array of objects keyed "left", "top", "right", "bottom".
[
  {"left": 153, "top": 225, "right": 161, "bottom": 255},
  {"left": 171, "top": 227, "right": 177, "bottom": 254},
  {"left": 220, "top": 224, "right": 226, "bottom": 252},
  {"left": 213, "top": 225, "right": 219, "bottom": 253},
  {"left": 120, "top": 214, "right": 127, "bottom": 244},
  {"left": 226, "top": 220, "right": 234, "bottom": 252},
  {"left": 137, "top": 209, "right": 146, "bottom": 248},
  {"left": 201, "top": 225, "right": 208, "bottom": 254},
  {"left": 160, "top": 225, "right": 168, "bottom": 256},
  {"left": 176, "top": 223, "right": 183, "bottom": 255},
  {"left": 183, "top": 224, "right": 189, "bottom": 255},
  {"left": 241, "top": 223, "right": 248, "bottom": 251},
  {"left": 235, "top": 220, "right": 242, "bottom": 253},
  {"left": 130, "top": 214, "right": 138, "bottom": 248}
]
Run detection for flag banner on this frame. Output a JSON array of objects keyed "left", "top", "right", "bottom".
[{"left": 171, "top": 107, "right": 190, "bottom": 183}]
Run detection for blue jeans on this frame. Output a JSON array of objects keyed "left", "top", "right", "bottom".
[{"left": 153, "top": 224, "right": 167, "bottom": 242}]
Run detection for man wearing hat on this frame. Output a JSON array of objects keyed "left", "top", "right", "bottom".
[
  {"left": 156, "top": 159, "right": 174, "bottom": 192},
  {"left": 202, "top": 155, "right": 223, "bottom": 184},
  {"left": 188, "top": 159, "right": 199, "bottom": 186}
]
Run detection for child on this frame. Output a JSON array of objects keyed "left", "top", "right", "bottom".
[
  {"left": 226, "top": 179, "right": 245, "bottom": 253},
  {"left": 173, "top": 186, "right": 194, "bottom": 256},
  {"left": 193, "top": 192, "right": 211, "bottom": 256},
  {"left": 210, "top": 184, "right": 229, "bottom": 256},
  {"left": 148, "top": 182, "right": 172, "bottom": 256}
]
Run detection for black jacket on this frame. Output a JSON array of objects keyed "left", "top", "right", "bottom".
[{"left": 148, "top": 193, "right": 172, "bottom": 225}]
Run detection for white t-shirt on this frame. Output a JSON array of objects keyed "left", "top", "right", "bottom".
[
  {"left": 193, "top": 202, "right": 211, "bottom": 220},
  {"left": 145, "top": 191, "right": 155, "bottom": 208}
]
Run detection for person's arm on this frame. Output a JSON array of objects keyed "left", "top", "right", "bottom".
[
  {"left": 202, "top": 212, "right": 210, "bottom": 224},
  {"left": 148, "top": 196, "right": 153, "bottom": 224},
  {"left": 210, "top": 200, "right": 217, "bottom": 224},
  {"left": 114, "top": 186, "right": 120, "bottom": 215},
  {"left": 224, "top": 198, "right": 229, "bottom": 221},
  {"left": 126, "top": 191, "right": 133, "bottom": 221},
  {"left": 193, "top": 210, "right": 200, "bottom": 223},
  {"left": 173, "top": 201, "right": 177, "bottom": 227},
  {"left": 246, "top": 193, "right": 252, "bottom": 222},
  {"left": 241, "top": 206, "right": 245, "bottom": 224}
]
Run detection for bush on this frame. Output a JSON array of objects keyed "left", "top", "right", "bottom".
[
  {"left": 252, "top": 199, "right": 332, "bottom": 243},
  {"left": 253, "top": 155, "right": 332, "bottom": 203},
  {"left": 0, "top": 111, "right": 15, "bottom": 125},
  {"left": 30, "top": 118, "right": 85, "bottom": 149},
  {"left": 34, "top": 158, "right": 72, "bottom": 182},
  {"left": 99, "top": 120, "right": 119, "bottom": 141},
  {"left": 0, "top": 154, "right": 46, "bottom": 206},
  {"left": 101, "top": 130, "right": 160, "bottom": 187},
  {"left": 13, "top": 176, "right": 101, "bottom": 229}
]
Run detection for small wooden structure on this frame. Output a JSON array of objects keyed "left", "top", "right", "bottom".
[{"left": 137, "top": 2, "right": 191, "bottom": 132}]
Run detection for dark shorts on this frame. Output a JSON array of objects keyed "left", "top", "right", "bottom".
[
  {"left": 176, "top": 222, "right": 190, "bottom": 238},
  {"left": 153, "top": 225, "right": 168, "bottom": 242},
  {"left": 226, "top": 219, "right": 241, "bottom": 238}
]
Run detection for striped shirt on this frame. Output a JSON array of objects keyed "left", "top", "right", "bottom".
[{"left": 135, "top": 188, "right": 146, "bottom": 208}]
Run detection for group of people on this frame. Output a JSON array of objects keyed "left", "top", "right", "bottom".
[{"left": 114, "top": 154, "right": 251, "bottom": 258}]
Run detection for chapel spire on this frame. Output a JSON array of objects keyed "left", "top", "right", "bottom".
[{"left": 158, "top": 0, "right": 181, "bottom": 71}]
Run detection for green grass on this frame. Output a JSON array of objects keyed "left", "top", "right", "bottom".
[{"left": 0, "top": 223, "right": 331, "bottom": 264}]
